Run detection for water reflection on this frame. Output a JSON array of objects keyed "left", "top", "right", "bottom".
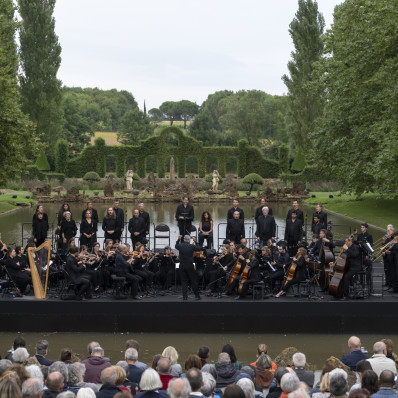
[{"left": 0, "top": 201, "right": 384, "bottom": 249}]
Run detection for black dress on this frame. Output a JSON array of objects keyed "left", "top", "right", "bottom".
[
  {"left": 80, "top": 219, "right": 98, "bottom": 249},
  {"left": 60, "top": 219, "right": 77, "bottom": 250}
]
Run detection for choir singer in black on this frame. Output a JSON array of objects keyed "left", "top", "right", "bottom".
[{"left": 175, "top": 195, "right": 194, "bottom": 236}]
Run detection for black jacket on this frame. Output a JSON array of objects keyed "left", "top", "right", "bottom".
[
  {"left": 312, "top": 211, "right": 327, "bottom": 231},
  {"left": 64, "top": 254, "right": 86, "bottom": 284},
  {"left": 139, "top": 210, "right": 150, "bottom": 233},
  {"left": 226, "top": 218, "right": 245, "bottom": 244},
  {"left": 284, "top": 219, "right": 303, "bottom": 243},
  {"left": 82, "top": 208, "right": 99, "bottom": 224},
  {"left": 216, "top": 363, "right": 239, "bottom": 387},
  {"left": 175, "top": 204, "right": 194, "bottom": 221},
  {"left": 247, "top": 257, "right": 261, "bottom": 280},
  {"left": 286, "top": 208, "right": 304, "bottom": 224},
  {"left": 175, "top": 240, "right": 201, "bottom": 265},
  {"left": 227, "top": 207, "right": 244, "bottom": 221},
  {"left": 128, "top": 217, "right": 146, "bottom": 237},
  {"left": 255, "top": 215, "right": 276, "bottom": 241},
  {"left": 60, "top": 219, "right": 77, "bottom": 241},
  {"left": 255, "top": 206, "right": 272, "bottom": 222},
  {"left": 102, "top": 218, "right": 122, "bottom": 239},
  {"left": 345, "top": 244, "right": 362, "bottom": 270},
  {"left": 32, "top": 218, "right": 48, "bottom": 241},
  {"left": 96, "top": 384, "right": 123, "bottom": 398}
]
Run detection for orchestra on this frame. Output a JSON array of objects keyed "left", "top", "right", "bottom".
[{"left": 0, "top": 198, "right": 389, "bottom": 302}]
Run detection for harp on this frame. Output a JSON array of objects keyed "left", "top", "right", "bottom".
[{"left": 27, "top": 240, "right": 52, "bottom": 299}]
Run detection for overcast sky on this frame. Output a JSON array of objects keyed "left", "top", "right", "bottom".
[{"left": 53, "top": 0, "right": 342, "bottom": 110}]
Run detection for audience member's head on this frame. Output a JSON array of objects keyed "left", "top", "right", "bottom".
[
  {"left": 48, "top": 361, "right": 68, "bottom": 383},
  {"left": 355, "top": 360, "right": 372, "bottom": 376},
  {"left": 223, "top": 384, "right": 245, "bottom": 398},
  {"left": 379, "top": 369, "right": 395, "bottom": 388},
  {"left": 288, "top": 389, "right": 310, "bottom": 398},
  {"left": 77, "top": 388, "right": 96, "bottom": 398},
  {"left": 198, "top": 346, "right": 210, "bottom": 360},
  {"left": 111, "top": 366, "right": 126, "bottom": 386},
  {"left": 201, "top": 364, "right": 217, "bottom": 381},
  {"left": 348, "top": 388, "right": 371, "bottom": 398},
  {"left": 139, "top": 368, "right": 162, "bottom": 391},
  {"left": 292, "top": 353, "right": 306, "bottom": 368},
  {"left": 12, "top": 337, "right": 27, "bottom": 351},
  {"left": 22, "top": 378, "right": 42, "bottom": 398},
  {"left": 87, "top": 342, "right": 100, "bottom": 356},
  {"left": 162, "top": 347, "right": 179, "bottom": 365},
  {"left": 381, "top": 339, "right": 394, "bottom": 356},
  {"left": 256, "top": 354, "right": 272, "bottom": 370},
  {"left": 240, "top": 366, "right": 255, "bottom": 381},
  {"left": 125, "top": 348, "right": 138, "bottom": 363},
  {"left": 8, "top": 364, "right": 30, "bottom": 385},
  {"left": 184, "top": 355, "right": 202, "bottom": 371},
  {"left": 186, "top": 368, "right": 203, "bottom": 392},
  {"left": 125, "top": 340, "right": 140, "bottom": 352},
  {"left": 13, "top": 348, "right": 29, "bottom": 364},
  {"left": 0, "top": 376, "right": 22, "bottom": 398},
  {"left": 348, "top": 336, "right": 362, "bottom": 351},
  {"left": 100, "top": 367, "right": 117, "bottom": 386},
  {"left": 59, "top": 348, "right": 73, "bottom": 362},
  {"left": 0, "top": 360, "right": 12, "bottom": 377},
  {"left": 201, "top": 372, "right": 216, "bottom": 398},
  {"left": 151, "top": 354, "right": 162, "bottom": 370},
  {"left": 236, "top": 378, "right": 255, "bottom": 398},
  {"left": 281, "top": 373, "right": 300, "bottom": 393},
  {"left": 57, "top": 392, "right": 77, "bottom": 398},
  {"left": 167, "top": 377, "right": 191, "bottom": 398},
  {"left": 25, "top": 365, "right": 44, "bottom": 386},
  {"left": 91, "top": 347, "right": 104, "bottom": 358},
  {"left": 45, "top": 371, "right": 64, "bottom": 392},
  {"left": 329, "top": 371, "right": 348, "bottom": 397},
  {"left": 274, "top": 367, "right": 289, "bottom": 386},
  {"left": 68, "top": 362, "right": 85, "bottom": 386},
  {"left": 221, "top": 344, "right": 237, "bottom": 363},
  {"left": 373, "top": 342, "right": 387, "bottom": 355},
  {"left": 218, "top": 352, "right": 231, "bottom": 365},
  {"left": 35, "top": 340, "right": 49, "bottom": 356},
  {"left": 157, "top": 357, "right": 171, "bottom": 375}
]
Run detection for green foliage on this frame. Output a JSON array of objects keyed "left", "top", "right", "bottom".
[
  {"left": 148, "top": 108, "right": 163, "bottom": 122},
  {"left": 0, "top": 0, "right": 39, "bottom": 185},
  {"left": 62, "top": 87, "right": 138, "bottom": 132},
  {"left": 21, "top": 165, "right": 46, "bottom": 181},
  {"left": 83, "top": 171, "right": 101, "bottom": 181},
  {"left": 278, "top": 144, "right": 290, "bottom": 175},
  {"left": 55, "top": 139, "right": 69, "bottom": 174},
  {"left": 133, "top": 173, "right": 140, "bottom": 181},
  {"left": 188, "top": 108, "right": 218, "bottom": 146},
  {"left": 18, "top": 0, "right": 63, "bottom": 162},
  {"left": 35, "top": 149, "right": 50, "bottom": 171},
  {"left": 205, "top": 174, "right": 224, "bottom": 183},
  {"left": 291, "top": 147, "right": 307, "bottom": 172},
  {"left": 310, "top": 0, "right": 398, "bottom": 194},
  {"left": 282, "top": 0, "right": 325, "bottom": 150},
  {"left": 117, "top": 108, "right": 154, "bottom": 145},
  {"left": 159, "top": 101, "right": 179, "bottom": 126},
  {"left": 175, "top": 100, "right": 199, "bottom": 129},
  {"left": 45, "top": 172, "right": 65, "bottom": 183},
  {"left": 94, "top": 137, "right": 106, "bottom": 177},
  {"left": 242, "top": 173, "right": 264, "bottom": 193}
]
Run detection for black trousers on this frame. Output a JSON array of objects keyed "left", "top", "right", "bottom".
[
  {"left": 156, "top": 268, "right": 174, "bottom": 289},
  {"left": 134, "top": 269, "right": 154, "bottom": 290},
  {"left": 178, "top": 220, "right": 192, "bottom": 236},
  {"left": 283, "top": 276, "right": 305, "bottom": 293},
  {"left": 180, "top": 263, "right": 199, "bottom": 298},
  {"left": 208, "top": 268, "right": 226, "bottom": 292},
  {"left": 199, "top": 232, "right": 213, "bottom": 249},
  {"left": 116, "top": 272, "right": 140, "bottom": 297},
  {"left": 270, "top": 269, "right": 285, "bottom": 289},
  {"left": 343, "top": 266, "right": 362, "bottom": 297},
  {"left": 75, "top": 276, "right": 91, "bottom": 297},
  {"left": 239, "top": 278, "right": 261, "bottom": 296}
]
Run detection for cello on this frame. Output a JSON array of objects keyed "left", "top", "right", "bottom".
[
  {"left": 328, "top": 229, "right": 357, "bottom": 298},
  {"left": 238, "top": 250, "right": 255, "bottom": 294},
  {"left": 227, "top": 247, "right": 247, "bottom": 286}
]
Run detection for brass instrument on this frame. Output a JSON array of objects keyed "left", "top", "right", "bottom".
[{"left": 374, "top": 236, "right": 398, "bottom": 261}]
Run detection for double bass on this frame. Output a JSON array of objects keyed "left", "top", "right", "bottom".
[{"left": 328, "top": 229, "right": 357, "bottom": 298}]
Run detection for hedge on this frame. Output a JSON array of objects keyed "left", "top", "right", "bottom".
[{"left": 45, "top": 172, "right": 65, "bottom": 183}]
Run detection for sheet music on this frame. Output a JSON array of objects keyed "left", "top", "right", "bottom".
[{"left": 268, "top": 261, "right": 275, "bottom": 272}]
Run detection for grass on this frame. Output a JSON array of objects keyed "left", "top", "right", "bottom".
[
  {"left": 90, "top": 132, "right": 120, "bottom": 146},
  {"left": 0, "top": 190, "right": 36, "bottom": 214},
  {"left": 304, "top": 192, "right": 398, "bottom": 229}
]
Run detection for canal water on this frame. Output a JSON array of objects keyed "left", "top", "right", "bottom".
[
  {"left": 0, "top": 331, "right": 395, "bottom": 370},
  {"left": 0, "top": 201, "right": 385, "bottom": 249}
]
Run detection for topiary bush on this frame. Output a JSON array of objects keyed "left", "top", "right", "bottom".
[
  {"left": 291, "top": 147, "right": 307, "bottom": 173},
  {"left": 55, "top": 139, "right": 69, "bottom": 174},
  {"left": 242, "top": 173, "right": 264, "bottom": 193},
  {"left": 35, "top": 149, "right": 51, "bottom": 171},
  {"left": 83, "top": 172, "right": 101, "bottom": 182}
]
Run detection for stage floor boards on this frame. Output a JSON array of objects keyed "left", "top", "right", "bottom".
[{"left": 1, "top": 261, "right": 397, "bottom": 334}]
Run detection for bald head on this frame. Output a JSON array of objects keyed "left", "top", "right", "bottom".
[
  {"left": 373, "top": 341, "right": 387, "bottom": 355},
  {"left": 348, "top": 336, "right": 361, "bottom": 351},
  {"left": 168, "top": 377, "right": 191, "bottom": 398},
  {"left": 380, "top": 370, "right": 395, "bottom": 387},
  {"left": 46, "top": 371, "right": 64, "bottom": 392}
]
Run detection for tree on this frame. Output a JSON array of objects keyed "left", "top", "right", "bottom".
[
  {"left": 0, "top": 0, "right": 38, "bottom": 185},
  {"left": 242, "top": 173, "right": 264, "bottom": 194},
  {"left": 55, "top": 139, "right": 69, "bottom": 174},
  {"left": 291, "top": 147, "right": 307, "bottom": 172},
  {"left": 62, "top": 91, "right": 94, "bottom": 154},
  {"left": 159, "top": 101, "right": 179, "bottom": 126},
  {"left": 310, "top": 0, "right": 398, "bottom": 194},
  {"left": 117, "top": 109, "right": 154, "bottom": 145},
  {"left": 18, "top": 0, "right": 63, "bottom": 163},
  {"left": 278, "top": 144, "right": 290, "bottom": 174},
  {"left": 35, "top": 149, "right": 50, "bottom": 171},
  {"left": 201, "top": 90, "right": 234, "bottom": 132},
  {"left": 282, "top": 0, "right": 325, "bottom": 150},
  {"left": 188, "top": 109, "right": 218, "bottom": 146},
  {"left": 148, "top": 108, "right": 163, "bottom": 122},
  {"left": 174, "top": 100, "right": 199, "bottom": 129}
]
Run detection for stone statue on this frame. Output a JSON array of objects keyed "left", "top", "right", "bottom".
[
  {"left": 125, "top": 169, "right": 134, "bottom": 190},
  {"left": 170, "top": 157, "right": 175, "bottom": 181},
  {"left": 212, "top": 170, "right": 219, "bottom": 191}
]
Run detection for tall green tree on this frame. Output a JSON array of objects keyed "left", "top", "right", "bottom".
[
  {"left": 159, "top": 101, "right": 179, "bottom": 126},
  {"left": 282, "top": 0, "right": 325, "bottom": 150},
  {"left": 0, "top": 0, "right": 38, "bottom": 184},
  {"left": 310, "top": 0, "right": 398, "bottom": 194},
  {"left": 188, "top": 109, "right": 218, "bottom": 146},
  {"left": 148, "top": 108, "right": 163, "bottom": 122},
  {"left": 18, "top": 0, "right": 63, "bottom": 163},
  {"left": 174, "top": 100, "right": 199, "bottom": 129},
  {"left": 118, "top": 109, "right": 154, "bottom": 145}
]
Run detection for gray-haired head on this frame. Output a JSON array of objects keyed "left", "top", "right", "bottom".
[
  {"left": 274, "top": 367, "right": 289, "bottom": 385},
  {"left": 218, "top": 352, "right": 231, "bottom": 365},
  {"left": 201, "top": 364, "right": 217, "bottom": 380},
  {"left": 280, "top": 373, "right": 300, "bottom": 393},
  {"left": 184, "top": 235, "right": 191, "bottom": 242},
  {"left": 157, "top": 357, "right": 171, "bottom": 374},
  {"left": 292, "top": 352, "right": 306, "bottom": 368},
  {"left": 91, "top": 347, "right": 104, "bottom": 357},
  {"left": 100, "top": 367, "right": 117, "bottom": 385},
  {"left": 77, "top": 388, "right": 96, "bottom": 398},
  {"left": 25, "top": 364, "right": 44, "bottom": 386},
  {"left": 87, "top": 341, "right": 100, "bottom": 355},
  {"left": 116, "top": 361, "right": 129, "bottom": 374},
  {"left": 13, "top": 347, "right": 30, "bottom": 363},
  {"left": 35, "top": 340, "right": 49, "bottom": 356},
  {"left": 237, "top": 378, "right": 255, "bottom": 398},
  {"left": 125, "top": 347, "right": 138, "bottom": 362},
  {"left": 373, "top": 341, "right": 387, "bottom": 354},
  {"left": 329, "top": 368, "right": 347, "bottom": 381},
  {"left": 67, "top": 362, "right": 84, "bottom": 385},
  {"left": 22, "top": 378, "right": 42, "bottom": 398},
  {"left": 0, "top": 359, "right": 12, "bottom": 376},
  {"left": 329, "top": 373, "right": 348, "bottom": 396},
  {"left": 240, "top": 366, "right": 255, "bottom": 381},
  {"left": 288, "top": 388, "right": 310, "bottom": 398},
  {"left": 256, "top": 354, "right": 272, "bottom": 370},
  {"left": 57, "top": 392, "right": 76, "bottom": 398},
  {"left": 46, "top": 371, "right": 64, "bottom": 392},
  {"left": 49, "top": 361, "right": 69, "bottom": 383},
  {"left": 139, "top": 368, "right": 162, "bottom": 391},
  {"left": 201, "top": 372, "right": 216, "bottom": 397},
  {"left": 168, "top": 377, "right": 192, "bottom": 398}
]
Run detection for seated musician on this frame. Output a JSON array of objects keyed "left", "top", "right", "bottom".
[
  {"left": 5, "top": 247, "right": 32, "bottom": 297},
  {"left": 319, "top": 229, "right": 335, "bottom": 256},
  {"left": 132, "top": 243, "right": 154, "bottom": 294},
  {"left": 198, "top": 211, "right": 213, "bottom": 249},
  {"left": 156, "top": 246, "right": 177, "bottom": 290},
  {"left": 308, "top": 234, "right": 321, "bottom": 260},
  {"left": 235, "top": 250, "right": 262, "bottom": 300},
  {"left": 207, "top": 244, "right": 235, "bottom": 295},
  {"left": 225, "top": 244, "right": 250, "bottom": 296},
  {"left": 64, "top": 247, "right": 91, "bottom": 300},
  {"left": 311, "top": 215, "right": 325, "bottom": 236},
  {"left": 275, "top": 248, "right": 307, "bottom": 297},
  {"left": 91, "top": 242, "right": 111, "bottom": 291},
  {"left": 114, "top": 244, "right": 141, "bottom": 300},
  {"left": 341, "top": 237, "right": 362, "bottom": 299},
  {"left": 79, "top": 245, "right": 100, "bottom": 292},
  {"left": 270, "top": 244, "right": 291, "bottom": 291},
  {"left": 258, "top": 246, "right": 274, "bottom": 277}
]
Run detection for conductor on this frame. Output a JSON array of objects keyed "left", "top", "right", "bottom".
[
  {"left": 175, "top": 195, "right": 194, "bottom": 236},
  {"left": 175, "top": 234, "right": 201, "bottom": 301}
]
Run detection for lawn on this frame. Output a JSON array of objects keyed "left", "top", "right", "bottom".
[
  {"left": 304, "top": 192, "right": 398, "bottom": 229},
  {"left": 90, "top": 132, "right": 120, "bottom": 146},
  {"left": 0, "top": 190, "right": 36, "bottom": 214}
]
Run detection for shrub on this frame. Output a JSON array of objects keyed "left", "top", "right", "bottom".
[
  {"left": 45, "top": 172, "right": 65, "bottom": 183},
  {"left": 278, "top": 144, "right": 289, "bottom": 175},
  {"left": 291, "top": 147, "right": 307, "bottom": 172},
  {"left": 83, "top": 172, "right": 101, "bottom": 182},
  {"left": 22, "top": 165, "right": 46, "bottom": 181},
  {"left": 242, "top": 173, "right": 264, "bottom": 193},
  {"left": 133, "top": 173, "right": 140, "bottom": 181},
  {"left": 55, "top": 139, "right": 69, "bottom": 174},
  {"left": 35, "top": 149, "right": 51, "bottom": 171}
]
